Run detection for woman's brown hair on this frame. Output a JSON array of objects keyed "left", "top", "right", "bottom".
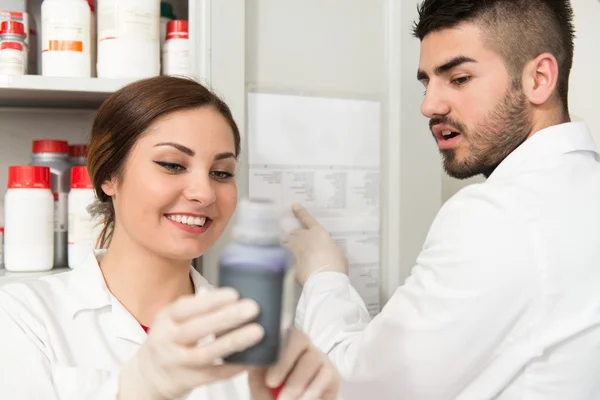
[{"left": 87, "top": 76, "right": 241, "bottom": 248}]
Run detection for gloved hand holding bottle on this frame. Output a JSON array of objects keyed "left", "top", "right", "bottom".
[
  {"left": 283, "top": 203, "right": 349, "bottom": 285},
  {"left": 117, "top": 286, "right": 340, "bottom": 399},
  {"left": 118, "top": 287, "right": 263, "bottom": 399}
]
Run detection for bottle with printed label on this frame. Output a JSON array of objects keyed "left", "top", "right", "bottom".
[
  {"left": 41, "top": 0, "right": 91, "bottom": 77},
  {"left": 162, "top": 19, "right": 189, "bottom": 77},
  {"left": 97, "top": 0, "right": 160, "bottom": 79},
  {"left": 4, "top": 165, "right": 54, "bottom": 272},
  {"left": 30, "top": 140, "right": 71, "bottom": 268},
  {"left": 0, "top": 20, "right": 27, "bottom": 75},
  {"left": 0, "top": 10, "right": 30, "bottom": 50},
  {"left": 68, "top": 166, "right": 102, "bottom": 268},
  {"left": 219, "top": 198, "right": 292, "bottom": 365}
]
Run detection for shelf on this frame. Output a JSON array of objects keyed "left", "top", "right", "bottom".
[
  {"left": 0, "top": 74, "right": 138, "bottom": 109},
  {"left": 0, "top": 267, "right": 70, "bottom": 285}
]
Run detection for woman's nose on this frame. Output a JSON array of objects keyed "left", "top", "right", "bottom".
[{"left": 183, "top": 176, "right": 217, "bottom": 206}]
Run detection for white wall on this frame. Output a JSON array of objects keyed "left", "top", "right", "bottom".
[{"left": 568, "top": 0, "right": 600, "bottom": 148}]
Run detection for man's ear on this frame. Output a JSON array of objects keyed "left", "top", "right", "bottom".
[{"left": 521, "top": 52, "right": 559, "bottom": 106}]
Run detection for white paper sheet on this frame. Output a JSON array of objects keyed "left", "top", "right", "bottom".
[{"left": 247, "top": 92, "right": 382, "bottom": 316}]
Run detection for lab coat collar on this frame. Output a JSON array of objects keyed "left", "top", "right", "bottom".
[
  {"left": 64, "top": 250, "right": 213, "bottom": 343},
  {"left": 489, "top": 122, "right": 599, "bottom": 180}
]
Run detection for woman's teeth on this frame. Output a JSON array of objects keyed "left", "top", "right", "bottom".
[{"left": 167, "top": 215, "right": 207, "bottom": 227}]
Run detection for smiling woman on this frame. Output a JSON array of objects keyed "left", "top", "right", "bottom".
[
  {"left": 87, "top": 77, "right": 241, "bottom": 253},
  {"left": 0, "top": 76, "right": 340, "bottom": 400}
]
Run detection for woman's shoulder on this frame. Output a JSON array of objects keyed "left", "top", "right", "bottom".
[{"left": 0, "top": 270, "right": 76, "bottom": 324}]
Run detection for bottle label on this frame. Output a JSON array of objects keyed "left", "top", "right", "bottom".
[
  {"left": 41, "top": 8, "right": 88, "bottom": 53},
  {"left": 0, "top": 46, "right": 26, "bottom": 75},
  {"left": 68, "top": 210, "right": 102, "bottom": 247},
  {"left": 98, "top": 0, "right": 158, "bottom": 41}
]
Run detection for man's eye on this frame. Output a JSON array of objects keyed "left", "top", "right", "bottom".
[
  {"left": 452, "top": 76, "right": 471, "bottom": 85},
  {"left": 155, "top": 161, "right": 185, "bottom": 173}
]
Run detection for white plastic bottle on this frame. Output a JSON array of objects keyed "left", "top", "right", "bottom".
[
  {"left": 41, "top": 0, "right": 91, "bottom": 78},
  {"left": 162, "top": 19, "right": 189, "bottom": 76},
  {"left": 68, "top": 166, "right": 101, "bottom": 269},
  {"left": 4, "top": 165, "right": 54, "bottom": 272},
  {"left": 0, "top": 20, "right": 27, "bottom": 75},
  {"left": 97, "top": 0, "right": 160, "bottom": 79}
]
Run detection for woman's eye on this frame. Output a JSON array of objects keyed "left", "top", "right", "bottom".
[
  {"left": 211, "top": 170, "right": 234, "bottom": 181},
  {"left": 154, "top": 161, "right": 185, "bottom": 173},
  {"left": 452, "top": 76, "right": 471, "bottom": 85}
]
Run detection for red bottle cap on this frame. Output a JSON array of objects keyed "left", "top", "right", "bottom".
[
  {"left": 166, "top": 20, "right": 189, "bottom": 39},
  {"left": 70, "top": 166, "right": 93, "bottom": 189},
  {"left": 8, "top": 165, "right": 51, "bottom": 189},
  {"left": 0, "top": 20, "right": 25, "bottom": 36},
  {"left": 32, "top": 140, "right": 68, "bottom": 154}
]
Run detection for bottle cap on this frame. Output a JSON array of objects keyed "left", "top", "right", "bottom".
[
  {"left": 68, "top": 144, "right": 87, "bottom": 158},
  {"left": 0, "top": 20, "right": 25, "bottom": 36},
  {"left": 32, "top": 140, "right": 68, "bottom": 154},
  {"left": 166, "top": 20, "right": 189, "bottom": 39},
  {"left": 232, "top": 198, "right": 283, "bottom": 245},
  {"left": 71, "top": 166, "right": 93, "bottom": 189},
  {"left": 8, "top": 165, "right": 51, "bottom": 189},
  {"left": 161, "top": 2, "right": 176, "bottom": 19}
]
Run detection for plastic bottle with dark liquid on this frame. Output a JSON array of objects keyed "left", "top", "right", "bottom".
[{"left": 218, "top": 198, "right": 291, "bottom": 365}]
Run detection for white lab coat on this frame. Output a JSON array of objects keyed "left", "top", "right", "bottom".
[
  {"left": 0, "top": 250, "right": 251, "bottom": 399},
  {"left": 295, "top": 122, "right": 600, "bottom": 400}
]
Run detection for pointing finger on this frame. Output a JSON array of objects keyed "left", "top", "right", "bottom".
[{"left": 291, "top": 203, "right": 319, "bottom": 229}]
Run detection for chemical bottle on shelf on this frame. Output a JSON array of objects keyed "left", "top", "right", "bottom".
[
  {"left": 41, "top": 0, "right": 91, "bottom": 78},
  {"left": 4, "top": 165, "right": 54, "bottom": 272}
]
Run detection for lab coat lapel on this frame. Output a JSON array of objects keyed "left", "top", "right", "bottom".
[{"left": 110, "top": 295, "right": 148, "bottom": 346}]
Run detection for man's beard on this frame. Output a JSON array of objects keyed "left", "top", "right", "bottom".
[{"left": 432, "top": 88, "right": 532, "bottom": 180}]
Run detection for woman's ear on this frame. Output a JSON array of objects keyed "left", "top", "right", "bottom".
[{"left": 101, "top": 178, "right": 117, "bottom": 197}]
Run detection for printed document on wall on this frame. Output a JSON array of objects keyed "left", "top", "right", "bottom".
[{"left": 247, "top": 92, "right": 381, "bottom": 316}]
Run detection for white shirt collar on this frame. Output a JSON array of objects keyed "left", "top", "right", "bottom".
[
  {"left": 63, "top": 250, "right": 213, "bottom": 319},
  {"left": 489, "top": 122, "right": 599, "bottom": 180}
]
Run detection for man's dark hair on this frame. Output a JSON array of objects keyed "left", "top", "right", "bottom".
[{"left": 412, "top": 0, "right": 575, "bottom": 116}]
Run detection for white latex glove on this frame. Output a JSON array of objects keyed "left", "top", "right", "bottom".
[
  {"left": 283, "top": 203, "right": 348, "bottom": 286},
  {"left": 248, "top": 328, "right": 340, "bottom": 400},
  {"left": 118, "top": 288, "right": 264, "bottom": 400}
]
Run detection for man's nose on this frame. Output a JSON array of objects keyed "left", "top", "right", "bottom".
[{"left": 420, "top": 85, "right": 450, "bottom": 119}]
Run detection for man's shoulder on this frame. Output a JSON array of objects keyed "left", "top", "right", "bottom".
[{"left": 438, "top": 181, "right": 522, "bottom": 227}]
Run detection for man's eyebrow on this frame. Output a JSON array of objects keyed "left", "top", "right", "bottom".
[{"left": 417, "top": 56, "right": 477, "bottom": 81}]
